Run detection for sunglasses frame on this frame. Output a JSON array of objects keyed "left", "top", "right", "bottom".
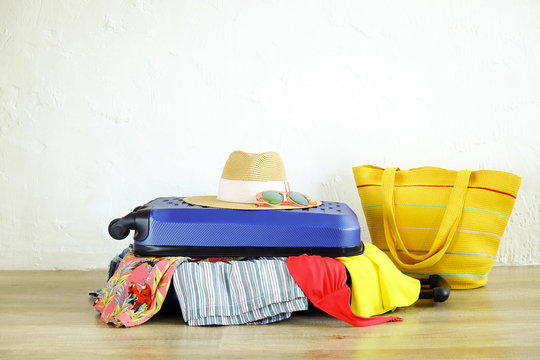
[{"left": 255, "top": 182, "right": 316, "bottom": 207}]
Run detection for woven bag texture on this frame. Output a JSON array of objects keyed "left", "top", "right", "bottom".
[{"left": 352, "top": 165, "right": 521, "bottom": 289}]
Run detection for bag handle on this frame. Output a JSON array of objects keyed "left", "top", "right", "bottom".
[{"left": 382, "top": 167, "right": 472, "bottom": 270}]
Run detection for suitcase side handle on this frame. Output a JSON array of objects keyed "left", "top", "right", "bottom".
[
  {"left": 419, "top": 275, "right": 451, "bottom": 302},
  {"left": 108, "top": 208, "right": 150, "bottom": 241}
]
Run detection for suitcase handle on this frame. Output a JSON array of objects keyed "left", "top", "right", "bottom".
[
  {"left": 418, "top": 275, "right": 451, "bottom": 302},
  {"left": 108, "top": 207, "right": 151, "bottom": 241}
]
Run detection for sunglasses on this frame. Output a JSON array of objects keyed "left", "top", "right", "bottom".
[{"left": 255, "top": 182, "right": 315, "bottom": 207}]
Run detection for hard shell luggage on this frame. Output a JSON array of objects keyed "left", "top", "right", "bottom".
[{"left": 108, "top": 197, "right": 364, "bottom": 258}]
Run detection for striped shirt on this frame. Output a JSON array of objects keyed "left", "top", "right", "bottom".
[{"left": 173, "top": 257, "right": 308, "bottom": 326}]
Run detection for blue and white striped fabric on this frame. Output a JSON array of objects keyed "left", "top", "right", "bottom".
[{"left": 173, "top": 257, "right": 308, "bottom": 326}]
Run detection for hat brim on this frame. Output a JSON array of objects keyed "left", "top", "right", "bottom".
[{"left": 183, "top": 195, "right": 322, "bottom": 210}]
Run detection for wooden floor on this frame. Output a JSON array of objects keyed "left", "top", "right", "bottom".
[{"left": 1, "top": 266, "right": 539, "bottom": 359}]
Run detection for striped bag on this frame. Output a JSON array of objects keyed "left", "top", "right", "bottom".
[{"left": 352, "top": 166, "right": 521, "bottom": 289}]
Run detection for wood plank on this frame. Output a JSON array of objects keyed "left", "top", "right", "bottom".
[{"left": 0, "top": 266, "right": 539, "bottom": 359}]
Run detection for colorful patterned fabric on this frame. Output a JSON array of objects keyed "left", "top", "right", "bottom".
[
  {"left": 93, "top": 252, "right": 187, "bottom": 327},
  {"left": 173, "top": 257, "right": 308, "bottom": 326}
]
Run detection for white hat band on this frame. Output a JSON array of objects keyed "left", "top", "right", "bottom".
[{"left": 217, "top": 178, "right": 287, "bottom": 204}]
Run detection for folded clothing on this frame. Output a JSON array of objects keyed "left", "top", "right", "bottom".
[{"left": 173, "top": 257, "right": 308, "bottom": 326}]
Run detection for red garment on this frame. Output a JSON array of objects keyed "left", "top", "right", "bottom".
[{"left": 286, "top": 254, "right": 402, "bottom": 327}]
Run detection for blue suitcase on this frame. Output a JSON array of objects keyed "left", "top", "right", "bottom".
[{"left": 108, "top": 197, "right": 364, "bottom": 257}]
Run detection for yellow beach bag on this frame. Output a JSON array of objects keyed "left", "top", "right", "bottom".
[{"left": 352, "top": 166, "right": 521, "bottom": 289}]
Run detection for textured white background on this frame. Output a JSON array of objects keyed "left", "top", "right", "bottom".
[{"left": 1, "top": 1, "right": 539, "bottom": 269}]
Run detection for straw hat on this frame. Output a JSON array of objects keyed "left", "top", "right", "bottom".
[{"left": 183, "top": 151, "right": 321, "bottom": 210}]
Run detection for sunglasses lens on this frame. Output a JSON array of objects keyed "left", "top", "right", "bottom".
[
  {"left": 262, "top": 191, "right": 284, "bottom": 204},
  {"left": 289, "top": 192, "right": 309, "bottom": 205}
]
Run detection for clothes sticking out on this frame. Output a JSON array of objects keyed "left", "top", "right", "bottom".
[
  {"left": 173, "top": 257, "right": 308, "bottom": 326},
  {"left": 286, "top": 254, "right": 403, "bottom": 327},
  {"left": 93, "top": 252, "right": 187, "bottom": 327},
  {"left": 338, "top": 243, "right": 420, "bottom": 317}
]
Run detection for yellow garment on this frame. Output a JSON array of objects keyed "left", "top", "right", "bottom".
[{"left": 338, "top": 243, "right": 420, "bottom": 317}]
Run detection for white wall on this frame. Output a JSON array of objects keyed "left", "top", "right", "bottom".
[{"left": 1, "top": 0, "right": 539, "bottom": 270}]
